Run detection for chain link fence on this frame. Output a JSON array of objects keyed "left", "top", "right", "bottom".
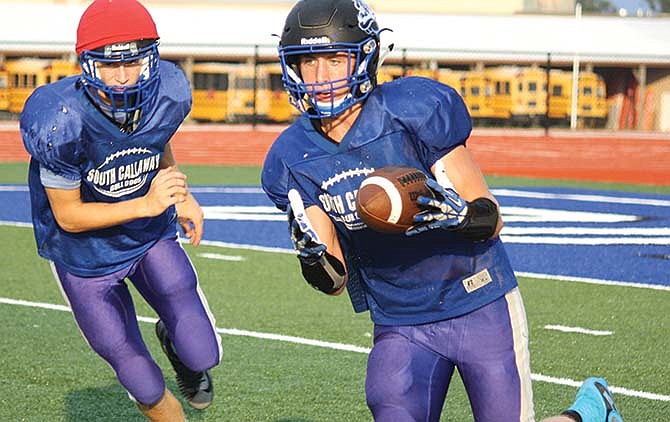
[{"left": 2, "top": 44, "right": 669, "bottom": 131}]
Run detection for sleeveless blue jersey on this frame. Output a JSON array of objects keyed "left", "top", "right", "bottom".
[
  {"left": 262, "top": 77, "right": 518, "bottom": 326},
  {"left": 21, "top": 60, "right": 192, "bottom": 277}
]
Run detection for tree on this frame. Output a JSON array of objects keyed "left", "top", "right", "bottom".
[
  {"left": 580, "top": 0, "right": 617, "bottom": 13},
  {"left": 645, "top": 0, "right": 670, "bottom": 12}
]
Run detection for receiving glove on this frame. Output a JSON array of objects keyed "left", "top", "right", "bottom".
[{"left": 406, "top": 178, "right": 468, "bottom": 237}]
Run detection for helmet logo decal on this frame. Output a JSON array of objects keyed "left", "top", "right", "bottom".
[
  {"left": 301, "top": 36, "right": 332, "bottom": 45},
  {"left": 104, "top": 42, "right": 139, "bottom": 58},
  {"left": 352, "top": 0, "right": 377, "bottom": 35}
]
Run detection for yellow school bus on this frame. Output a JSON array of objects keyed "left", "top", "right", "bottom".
[
  {"left": 190, "top": 62, "right": 232, "bottom": 122},
  {"left": 0, "top": 69, "right": 9, "bottom": 112},
  {"left": 485, "top": 66, "right": 548, "bottom": 126},
  {"left": 6, "top": 58, "right": 79, "bottom": 114},
  {"left": 257, "top": 63, "right": 298, "bottom": 123},
  {"left": 190, "top": 62, "right": 274, "bottom": 123},
  {"left": 548, "top": 69, "right": 607, "bottom": 127}
]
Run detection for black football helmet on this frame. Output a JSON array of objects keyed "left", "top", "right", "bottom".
[{"left": 278, "top": 0, "right": 385, "bottom": 118}]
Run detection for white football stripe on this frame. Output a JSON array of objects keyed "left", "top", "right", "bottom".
[
  {"left": 544, "top": 324, "right": 613, "bottom": 336},
  {"left": 503, "top": 227, "right": 670, "bottom": 236},
  {"left": 360, "top": 176, "right": 403, "bottom": 224},
  {"left": 197, "top": 253, "right": 245, "bottom": 261},
  {"left": 493, "top": 189, "right": 670, "bottom": 207},
  {"left": 502, "top": 206, "right": 638, "bottom": 223},
  {"left": 502, "top": 235, "right": 670, "bottom": 245}
]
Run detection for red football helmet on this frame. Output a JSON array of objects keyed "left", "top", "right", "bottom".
[
  {"left": 76, "top": 0, "right": 159, "bottom": 54},
  {"left": 76, "top": 0, "right": 161, "bottom": 125}
]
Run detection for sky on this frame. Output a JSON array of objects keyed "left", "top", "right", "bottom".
[{"left": 609, "top": 0, "right": 654, "bottom": 13}]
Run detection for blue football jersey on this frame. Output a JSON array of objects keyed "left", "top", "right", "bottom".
[
  {"left": 21, "top": 60, "right": 192, "bottom": 277},
  {"left": 262, "top": 76, "right": 518, "bottom": 326}
]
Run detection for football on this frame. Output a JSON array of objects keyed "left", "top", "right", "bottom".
[{"left": 356, "top": 166, "right": 433, "bottom": 234}]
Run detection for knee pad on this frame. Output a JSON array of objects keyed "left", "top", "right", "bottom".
[
  {"left": 172, "top": 315, "right": 221, "bottom": 371},
  {"left": 116, "top": 355, "right": 165, "bottom": 406}
]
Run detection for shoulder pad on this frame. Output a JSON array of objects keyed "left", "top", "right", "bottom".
[
  {"left": 379, "top": 76, "right": 465, "bottom": 115},
  {"left": 20, "top": 84, "right": 83, "bottom": 178},
  {"left": 158, "top": 60, "right": 191, "bottom": 104}
]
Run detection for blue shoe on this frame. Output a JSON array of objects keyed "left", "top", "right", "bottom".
[{"left": 567, "top": 377, "right": 624, "bottom": 422}]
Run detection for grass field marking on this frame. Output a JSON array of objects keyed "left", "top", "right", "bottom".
[
  {"left": 503, "top": 227, "right": 670, "bottom": 236},
  {"left": 544, "top": 325, "right": 613, "bottom": 336},
  {"left": 190, "top": 187, "right": 265, "bottom": 194},
  {"left": 0, "top": 227, "right": 665, "bottom": 292},
  {"left": 198, "top": 239, "right": 295, "bottom": 254},
  {"left": 0, "top": 185, "right": 268, "bottom": 194},
  {"left": 531, "top": 374, "right": 670, "bottom": 402},
  {"left": 204, "top": 206, "right": 280, "bottom": 213},
  {"left": 2, "top": 295, "right": 669, "bottom": 402},
  {"left": 203, "top": 206, "right": 285, "bottom": 221},
  {"left": 501, "top": 235, "right": 670, "bottom": 245},
  {"left": 0, "top": 185, "right": 28, "bottom": 192},
  {"left": 197, "top": 253, "right": 245, "bottom": 261},
  {"left": 195, "top": 240, "right": 670, "bottom": 292},
  {"left": 195, "top": 239, "right": 670, "bottom": 291},
  {"left": 493, "top": 189, "right": 670, "bottom": 207},
  {"left": 516, "top": 271, "right": 670, "bottom": 291},
  {"left": 218, "top": 327, "right": 372, "bottom": 354},
  {"left": 0, "top": 296, "right": 71, "bottom": 312},
  {"left": 0, "top": 220, "right": 32, "bottom": 228},
  {"left": 3, "top": 185, "right": 669, "bottom": 206},
  {"left": 502, "top": 206, "right": 638, "bottom": 223}
]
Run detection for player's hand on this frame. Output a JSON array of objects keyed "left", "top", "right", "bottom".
[
  {"left": 287, "top": 189, "right": 326, "bottom": 265},
  {"left": 406, "top": 178, "right": 468, "bottom": 237},
  {"left": 176, "top": 192, "right": 204, "bottom": 247},
  {"left": 143, "top": 167, "right": 188, "bottom": 217}
]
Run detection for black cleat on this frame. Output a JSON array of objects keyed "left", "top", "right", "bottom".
[{"left": 155, "top": 320, "right": 214, "bottom": 410}]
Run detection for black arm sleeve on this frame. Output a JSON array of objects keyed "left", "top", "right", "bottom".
[
  {"left": 299, "top": 251, "right": 347, "bottom": 295},
  {"left": 453, "top": 197, "right": 499, "bottom": 242}
]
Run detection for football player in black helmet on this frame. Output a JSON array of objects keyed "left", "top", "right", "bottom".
[{"left": 265, "top": 2, "right": 625, "bottom": 422}]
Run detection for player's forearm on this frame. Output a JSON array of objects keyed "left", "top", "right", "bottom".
[
  {"left": 51, "top": 196, "right": 156, "bottom": 233},
  {"left": 160, "top": 142, "right": 178, "bottom": 169}
]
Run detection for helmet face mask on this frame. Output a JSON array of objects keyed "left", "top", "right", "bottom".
[
  {"left": 79, "top": 40, "right": 160, "bottom": 117},
  {"left": 278, "top": 0, "right": 382, "bottom": 119},
  {"left": 280, "top": 38, "right": 377, "bottom": 118}
]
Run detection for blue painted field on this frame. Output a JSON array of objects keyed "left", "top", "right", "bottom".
[{"left": 3, "top": 185, "right": 669, "bottom": 287}]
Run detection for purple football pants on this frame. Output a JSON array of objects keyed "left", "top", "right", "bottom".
[
  {"left": 52, "top": 237, "right": 222, "bottom": 406},
  {"left": 366, "top": 288, "right": 534, "bottom": 422}
]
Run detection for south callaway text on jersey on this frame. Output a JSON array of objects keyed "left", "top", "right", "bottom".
[
  {"left": 262, "top": 77, "right": 518, "bottom": 325},
  {"left": 21, "top": 60, "right": 191, "bottom": 277}
]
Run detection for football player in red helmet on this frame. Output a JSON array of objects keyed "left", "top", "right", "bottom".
[{"left": 21, "top": 1, "right": 222, "bottom": 420}]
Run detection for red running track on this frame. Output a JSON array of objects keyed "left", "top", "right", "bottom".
[{"left": 1, "top": 123, "right": 668, "bottom": 186}]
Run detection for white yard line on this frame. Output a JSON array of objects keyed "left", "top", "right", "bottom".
[
  {"left": 1, "top": 296, "right": 668, "bottom": 402},
  {"left": 516, "top": 271, "right": 670, "bottom": 291},
  {"left": 544, "top": 325, "right": 613, "bottom": 336},
  {"left": 492, "top": 189, "right": 670, "bottom": 207},
  {"left": 197, "top": 253, "right": 245, "bottom": 261}
]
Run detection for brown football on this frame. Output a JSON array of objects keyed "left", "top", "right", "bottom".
[{"left": 356, "top": 166, "right": 433, "bottom": 234}]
